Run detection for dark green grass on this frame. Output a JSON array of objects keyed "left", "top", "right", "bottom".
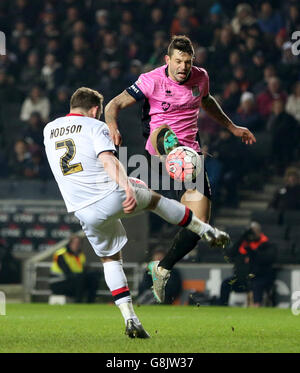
[{"left": 0, "top": 304, "right": 300, "bottom": 353}]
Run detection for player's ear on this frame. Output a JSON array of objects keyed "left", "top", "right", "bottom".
[{"left": 165, "top": 55, "right": 170, "bottom": 65}]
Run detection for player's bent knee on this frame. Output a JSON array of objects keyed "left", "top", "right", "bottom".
[
  {"left": 180, "top": 190, "right": 211, "bottom": 223},
  {"left": 101, "top": 251, "right": 122, "bottom": 263}
]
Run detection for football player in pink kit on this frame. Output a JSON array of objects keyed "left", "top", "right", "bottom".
[{"left": 105, "top": 35, "right": 256, "bottom": 303}]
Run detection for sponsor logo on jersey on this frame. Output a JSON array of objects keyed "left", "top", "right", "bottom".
[
  {"left": 161, "top": 102, "right": 170, "bottom": 111},
  {"left": 192, "top": 86, "right": 200, "bottom": 97},
  {"left": 165, "top": 89, "right": 172, "bottom": 97},
  {"left": 102, "top": 128, "right": 110, "bottom": 140}
]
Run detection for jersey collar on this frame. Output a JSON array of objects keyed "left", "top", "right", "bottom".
[
  {"left": 165, "top": 65, "right": 191, "bottom": 85},
  {"left": 66, "top": 113, "right": 84, "bottom": 117}
]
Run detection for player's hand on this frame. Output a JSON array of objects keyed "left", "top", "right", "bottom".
[
  {"left": 231, "top": 125, "right": 256, "bottom": 145},
  {"left": 109, "top": 126, "right": 122, "bottom": 146},
  {"left": 122, "top": 184, "right": 137, "bottom": 214}
]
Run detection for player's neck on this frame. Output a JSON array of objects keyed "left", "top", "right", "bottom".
[{"left": 69, "top": 108, "right": 89, "bottom": 117}]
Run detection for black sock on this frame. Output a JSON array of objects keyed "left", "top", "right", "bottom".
[{"left": 158, "top": 228, "right": 200, "bottom": 270}]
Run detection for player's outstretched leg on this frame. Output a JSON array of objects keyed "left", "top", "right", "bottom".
[
  {"left": 101, "top": 253, "right": 150, "bottom": 338},
  {"left": 142, "top": 191, "right": 230, "bottom": 303}
]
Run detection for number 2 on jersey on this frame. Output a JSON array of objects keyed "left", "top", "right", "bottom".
[{"left": 55, "top": 139, "right": 83, "bottom": 176}]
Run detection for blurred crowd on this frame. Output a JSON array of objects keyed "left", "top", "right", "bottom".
[{"left": 0, "top": 0, "right": 299, "bottom": 207}]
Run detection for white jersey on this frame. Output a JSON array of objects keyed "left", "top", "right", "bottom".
[{"left": 44, "top": 114, "right": 118, "bottom": 212}]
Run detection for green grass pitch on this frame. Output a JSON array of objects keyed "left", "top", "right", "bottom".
[{"left": 1, "top": 304, "right": 300, "bottom": 353}]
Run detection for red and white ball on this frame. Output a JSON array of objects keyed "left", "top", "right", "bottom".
[{"left": 165, "top": 146, "right": 202, "bottom": 182}]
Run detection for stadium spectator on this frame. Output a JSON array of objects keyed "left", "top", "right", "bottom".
[
  {"left": 256, "top": 76, "right": 287, "bottom": 118},
  {"left": 8, "top": 139, "right": 34, "bottom": 179},
  {"left": 136, "top": 248, "right": 182, "bottom": 305},
  {"left": 209, "top": 129, "right": 245, "bottom": 207},
  {"left": 257, "top": 1, "right": 284, "bottom": 36},
  {"left": 220, "top": 222, "right": 277, "bottom": 307},
  {"left": 93, "top": 9, "right": 109, "bottom": 37},
  {"left": 41, "top": 53, "right": 64, "bottom": 93},
  {"left": 269, "top": 166, "right": 300, "bottom": 211},
  {"left": 0, "top": 68, "right": 16, "bottom": 103},
  {"left": 124, "top": 59, "right": 143, "bottom": 87},
  {"left": 98, "top": 31, "right": 123, "bottom": 64},
  {"left": 146, "top": 31, "right": 168, "bottom": 68},
  {"left": 286, "top": 81, "right": 300, "bottom": 122},
  {"left": 232, "top": 91, "right": 263, "bottom": 132},
  {"left": 20, "top": 85, "right": 50, "bottom": 122},
  {"left": 247, "top": 50, "right": 266, "bottom": 86},
  {"left": 231, "top": 3, "right": 257, "bottom": 35},
  {"left": 222, "top": 79, "right": 242, "bottom": 116},
  {"left": 97, "top": 61, "right": 126, "bottom": 103},
  {"left": 18, "top": 50, "right": 41, "bottom": 95},
  {"left": 50, "top": 235, "right": 99, "bottom": 303},
  {"left": 49, "top": 86, "right": 70, "bottom": 120},
  {"left": 14, "top": 35, "right": 32, "bottom": 69},
  {"left": 267, "top": 99, "right": 299, "bottom": 172},
  {"left": 146, "top": 7, "right": 167, "bottom": 36},
  {"left": 252, "top": 64, "right": 276, "bottom": 95},
  {"left": 212, "top": 26, "right": 236, "bottom": 70},
  {"left": 170, "top": 5, "right": 199, "bottom": 38},
  {"left": 10, "top": 18, "right": 33, "bottom": 48},
  {"left": 22, "top": 111, "right": 44, "bottom": 151},
  {"left": 66, "top": 54, "right": 91, "bottom": 91},
  {"left": 285, "top": 3, "right": 300, "bottom": 35}
]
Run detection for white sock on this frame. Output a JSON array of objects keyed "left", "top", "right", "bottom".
[
  {"left": 153, "top": 196, "right": 214, "bottom": 236},
  {"left": 153, "top": 196, "right": 186, "bottom": 224},
  {"left": 186, "top": 215, "right": 214, "bottom": 236},
  {"left": 103, "top": 260, "right": 139, "bottom": 324}
]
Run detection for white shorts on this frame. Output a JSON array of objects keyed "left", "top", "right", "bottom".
[{"left": 74, "top": 185, "right": 151, "bottom": 257}]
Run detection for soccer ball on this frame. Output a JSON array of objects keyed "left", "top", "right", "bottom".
[{"left": 165, "top": 146, "right": 202, "bottom": 182}]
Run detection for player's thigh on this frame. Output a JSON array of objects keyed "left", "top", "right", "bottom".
[
  {"left": 74, "top": 196, "right": 128, "bottom": 258},
  {"left": 180, "top": 189, "right": 211, "bottom": 223}
]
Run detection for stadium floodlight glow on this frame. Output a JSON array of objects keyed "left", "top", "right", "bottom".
[
  {"left": 0, "top": 291, "right": 6, "bottom": 316},
  {"left": 0, "top": 31, "right": 6, "bottom": 56}
]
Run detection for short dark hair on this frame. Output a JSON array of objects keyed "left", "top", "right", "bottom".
[
  {"left": 167, "top": 35, "right": 194, "bottom": 57},
  {"left": 70, "top": 87, "right": 103, "bottom": 112}
]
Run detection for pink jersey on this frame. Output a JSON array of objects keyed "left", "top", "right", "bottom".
[{"left": 126, "top": 64, "right": 210, "bottom": 155}]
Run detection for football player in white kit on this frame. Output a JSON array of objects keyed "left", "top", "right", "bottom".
[{"left": 44, "top": 87, "right": 229, "bottom": 339}]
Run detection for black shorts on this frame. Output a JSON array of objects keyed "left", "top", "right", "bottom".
[{"left": 145, "top": 151, "right": 212, "bottom": 202}]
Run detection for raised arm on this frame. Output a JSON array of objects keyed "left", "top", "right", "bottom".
[
  {"left": 201, "top": 94, "right": 256, "bottom": 145},
  {"left": 104, "top": 90, "right": 137, "bottom": 146},
  {"left": 98, "top": 151, "right": 136, "bottom": 214}
]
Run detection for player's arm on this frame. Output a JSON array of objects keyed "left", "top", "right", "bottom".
[
  {"left": 98, "top": 151, "right": 136, "bottom": 213},
  {"left": 104, "top": 90, "right": 137, "bottom": 146},
  {"left": 201, "top": 94, "right": 256, "bottom": 145}
]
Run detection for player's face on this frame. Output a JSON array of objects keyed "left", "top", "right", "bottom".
[{"left": 166, "top": 49, "right": 193, "bottom": 83}]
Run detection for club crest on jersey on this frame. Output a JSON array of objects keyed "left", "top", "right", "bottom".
[
  {"left": 161, "top": 102, "right": 170, "bottom": 111},
  {"left": 192, "top": 86, "right": 200, "bottom": 97},
  {"left": 102, "top": 129, "right": 110, "bottom": 140}
]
